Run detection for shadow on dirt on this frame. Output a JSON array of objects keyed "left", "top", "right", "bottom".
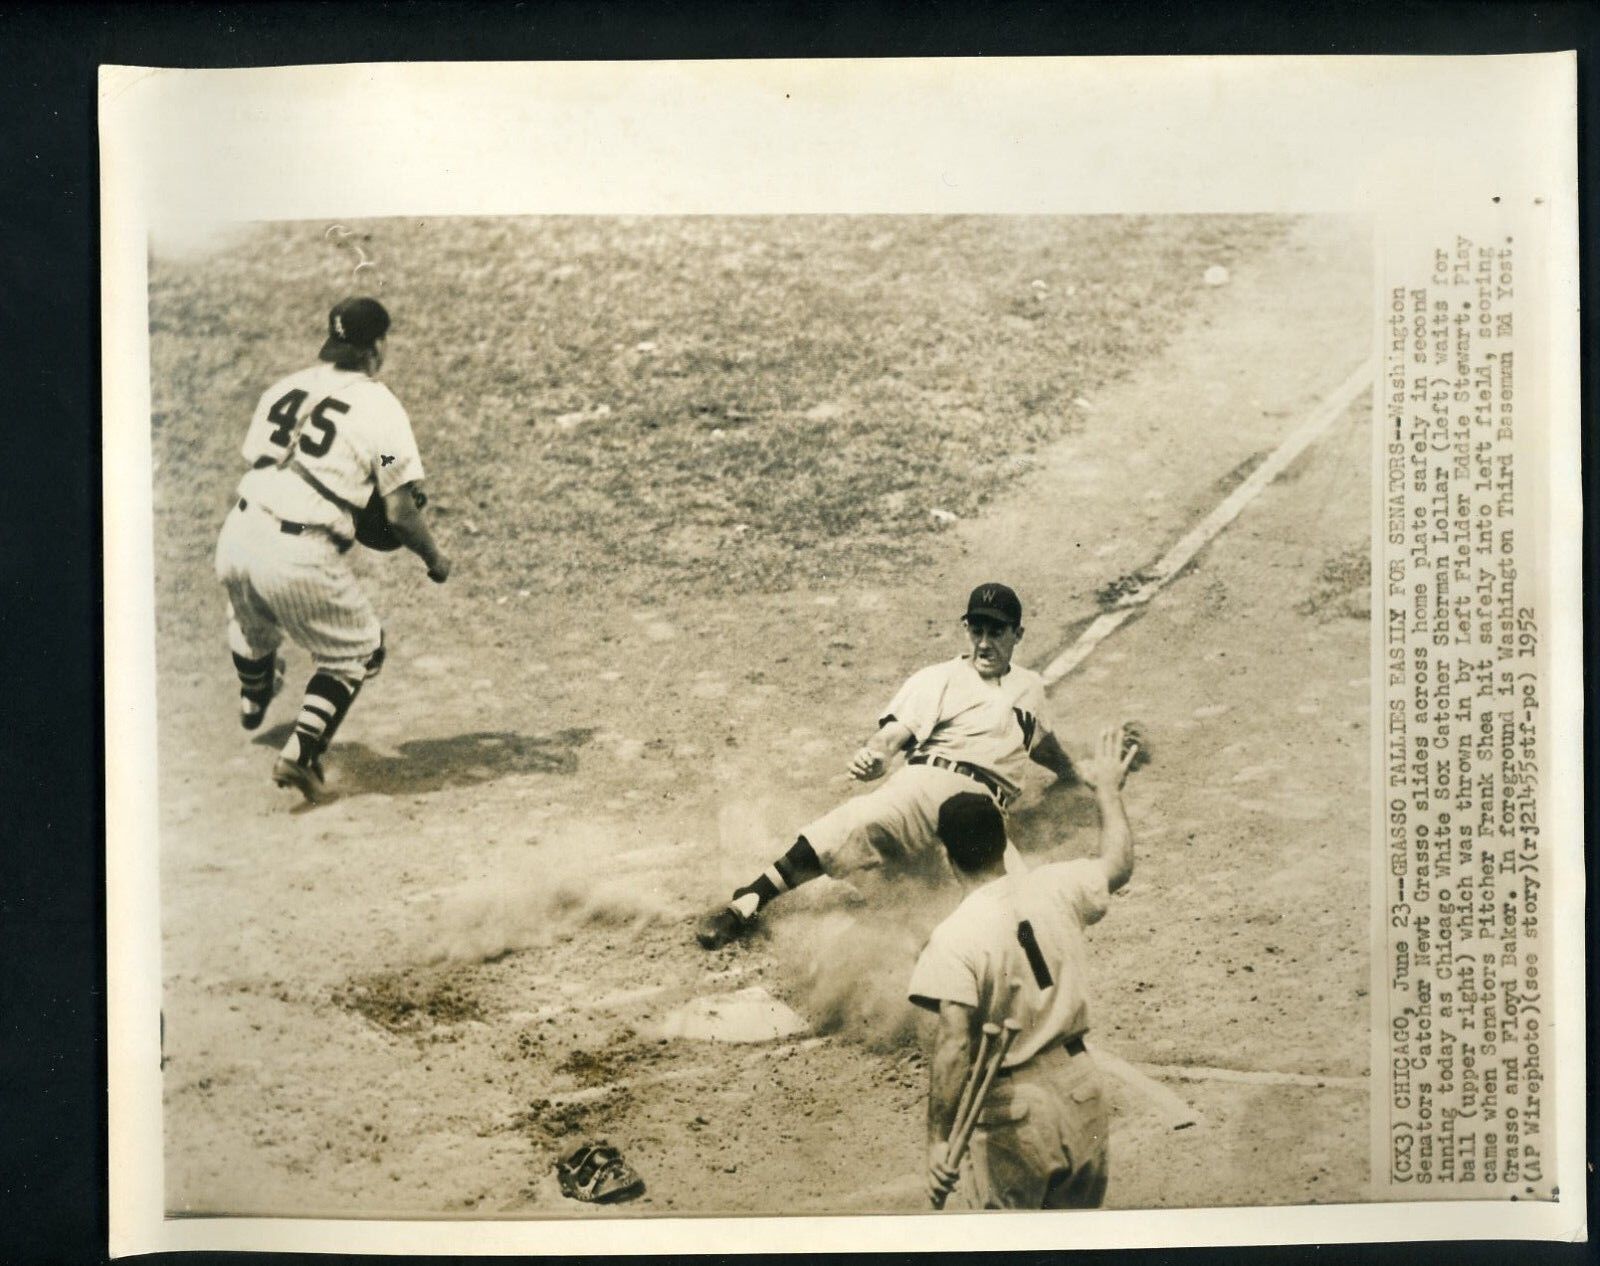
[{"left": 254, "top": 724, "right": 596, "bottom": 798}]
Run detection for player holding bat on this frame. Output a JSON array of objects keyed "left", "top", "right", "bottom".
[{"left": 909, "top": 722, "right": 1139, "bottom": 1210}]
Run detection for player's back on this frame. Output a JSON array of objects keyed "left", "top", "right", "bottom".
[
  {"left": 237, "top": 363, "right": 417, "bottom": 534},
  {"left": 916, "top": 861, "right": 1108, "bottom": 1064}
]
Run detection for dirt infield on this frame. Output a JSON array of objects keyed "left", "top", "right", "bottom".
[{"left": 152, "top": 215, "right": 1372, "bottom": 1216}]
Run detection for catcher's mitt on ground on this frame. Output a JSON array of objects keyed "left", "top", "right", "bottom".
[
  {"left": 353, "top": 486, "right": 427, "bottom": 552},
  {"left": 555, "top": 1140, "right": 645, "bottom": 1204}
]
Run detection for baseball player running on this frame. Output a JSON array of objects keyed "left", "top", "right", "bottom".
[
  {"left": 213, "top": 297, "right": 450, "bottom": 801},
  {"left": 914, "top": 722, "right": 1138, "bottom": 1210},
  {"left": 696, "top": 582, "right": 1080, "bottom": 949}
]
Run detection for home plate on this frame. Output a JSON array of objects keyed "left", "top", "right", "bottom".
[{"left": 655, "top": 986, "right": 811, "bottom": 1043}]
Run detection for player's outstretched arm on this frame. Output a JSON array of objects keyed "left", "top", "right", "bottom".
[
  {"left": 848, "top": 719, "right": 914, "bottom": 781},
  {"left": 382, "top": 483, "right": 451, "bottom": 583},
  {"left": 1079, "top": 723, "right": 1138, "bottom": 893}
]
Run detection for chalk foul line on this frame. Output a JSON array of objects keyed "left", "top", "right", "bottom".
[
  {"left": 1138, "top": 1061, "right": 1367, "bottom": 1090},
  {"left": 1087, "top": 1041, "right": 1204, "bottom": 1129},
  {"left": 1038, "top": 357, "right": 1377, "bottom": 689}
]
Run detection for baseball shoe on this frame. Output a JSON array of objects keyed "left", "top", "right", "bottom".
[
  {"left": 695, "top": 903, "right": 755, "bottom": 950},
  {"left": 240, "top": 654, "right": 286, "bottom": 731},
  {"left": 272, "top": 751, "right": 326, "bottom": 802}
]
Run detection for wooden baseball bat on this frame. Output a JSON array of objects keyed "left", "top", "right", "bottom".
[
  {"left": 949, "top": 1022, "right": 1000, "bottom": 1149},
  {"left": 933, "top": 1018, "right": 1021, "bottom": 1209}
]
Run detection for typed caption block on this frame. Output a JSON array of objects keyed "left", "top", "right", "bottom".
[{"left": 1376, "top": 233, "right": 1554, "bottom": 1199}]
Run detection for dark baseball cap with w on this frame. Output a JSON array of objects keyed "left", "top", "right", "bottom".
[
  {"left": 319, "top": 297, "right": 390, "bottom": 362},
  {"left": 965, "top": 582, "right": 1023, "bottom": 626}
]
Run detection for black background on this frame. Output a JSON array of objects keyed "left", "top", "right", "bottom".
[{"left": 2, "top": 2, "right": 1595, "bottom": 1263}]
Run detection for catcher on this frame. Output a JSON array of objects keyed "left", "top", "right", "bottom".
[
  {"left": 213, "top": 296, "right": 450, "bottom": 801},
  {"left": 913, "top": 722, "right": 1140, "bottom": 1210}
]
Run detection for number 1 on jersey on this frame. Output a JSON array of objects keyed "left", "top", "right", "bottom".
[{"left": 1016, "top": 919, "right": 1053, "bottom": 989}]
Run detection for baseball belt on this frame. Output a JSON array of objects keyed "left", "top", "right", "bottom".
[
  {"left": 237, "top": 497, "right": 353, "bottom": 554},
  {"left": 906, "top": 753, "right": 1016, "bottom": 808},
  {"left": 995, "top": 1032, "right": 1087, "bottom": 1078}
]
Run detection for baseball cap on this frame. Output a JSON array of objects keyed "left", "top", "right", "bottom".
[
  {"left": 319, "top": 297, "right": 390, "bottom": 361},
  {"left": 965, "top": 582, "right": 1022, "bottom": 626}
]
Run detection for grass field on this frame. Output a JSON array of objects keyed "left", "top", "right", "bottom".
[
  {"left": 151, "top": 215, "right": 1289, "bottom": 608},
  {"left": 147, "top": 213, "right": 1374, "bottom": 1220}
]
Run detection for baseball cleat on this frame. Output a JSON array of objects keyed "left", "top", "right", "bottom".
[
  {"left": 239, "top": 654, "right": 286, "bottom": 731},
  {"left": 695, "top": 904, "right": 755, "bottom": 950},
  {"left": 272, "top": 752, "right": 326, "bottom": 802}
]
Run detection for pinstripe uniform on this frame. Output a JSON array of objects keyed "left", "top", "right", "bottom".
[
  {"left": 216, "top": 362, "right": 423, "bottom": 673},
  {"left": 213, "top": 299, "right": 440, "bottom": 803}
]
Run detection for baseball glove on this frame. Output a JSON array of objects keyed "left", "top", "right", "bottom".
[
  {"left": 555, "top": 1140, "right": 645, "bottom": 1204},
  {"left": 1122, "top": 720, "right": 1153, "bottom": 772},
  {"left": 352, "top": 486, "right": 427, "bottom": 552}
]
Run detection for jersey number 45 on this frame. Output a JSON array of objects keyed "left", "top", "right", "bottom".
[{"left": 267, "top": 389, "right": 348, "bottom": 458}]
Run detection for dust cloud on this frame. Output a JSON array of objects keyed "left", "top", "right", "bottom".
[
  {"left": 419, "top": 781, "right": 963, "bottom": 1059},
  {"left": 714, "top": 783, "right": 963, "bottom": 1053},
  {"left": 772, "top": 879, "right": 956, "bottom": 1053},
  {"left": 418, "top": 819, "right": 686, "bottom": 965}
]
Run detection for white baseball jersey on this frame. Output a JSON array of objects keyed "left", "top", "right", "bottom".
[
  {"left": 235, "top": 362, "right": 424, "bottom": 539},
  {"left": 881, "top": 657, "right": 1054, "bottom": 796},
  {"left": 907, "top": 859, "right": 1109, "bottom": 1065},
  {"left": 908, "top": 860, "right": 1113, "bottom": 1211},
  {"left": 216, "top": 362, "right": 418, "bottom": 672}
]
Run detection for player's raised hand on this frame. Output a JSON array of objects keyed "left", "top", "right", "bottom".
[
  {"left": 1080, "top": 723, "right": 1138, "bottom": 792},
  {"left": 848, "top": 746, "right": 886, "bottom": 781}
]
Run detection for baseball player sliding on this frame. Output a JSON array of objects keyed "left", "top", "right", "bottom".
[
  {"left": 213, "top": 297, "right": 450, "bottom": 801},
  {"left": 697, "top": 583, "right": 1080, "bottom": 949}
]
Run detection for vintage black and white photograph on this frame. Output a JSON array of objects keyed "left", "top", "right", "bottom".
[
  {"left": 102, "top": 57, "right": 1583, "bottom": 1254},
  {"left": 146, "top": 209, "right": 1373, "bottom": 1216}
]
